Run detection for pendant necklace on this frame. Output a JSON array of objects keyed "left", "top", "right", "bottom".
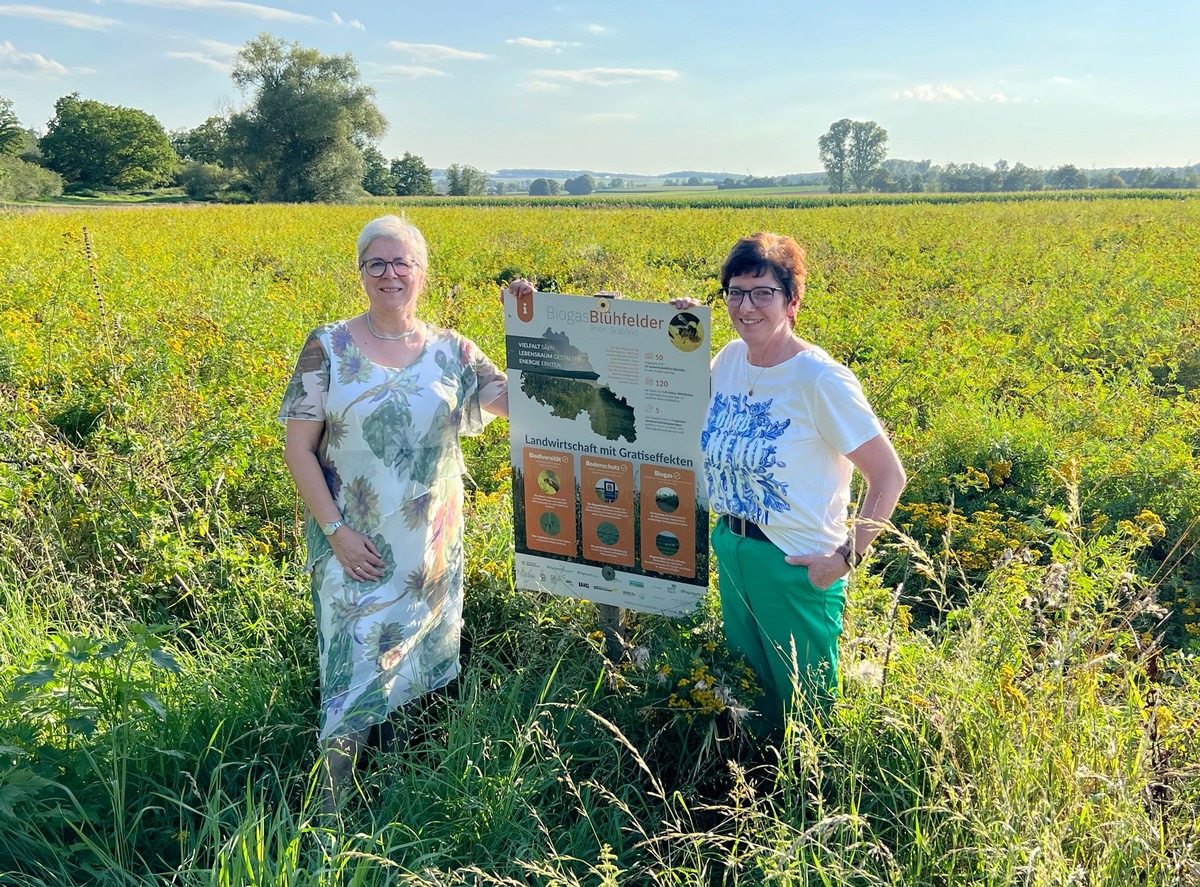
[
  {"left": 365, "top": 312, "right": 418, "bottom": 341},
  {"left": 746, "top": 358, "right": 769, "bottom": 397}
]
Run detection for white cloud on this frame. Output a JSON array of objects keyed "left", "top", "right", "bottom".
[
  {"left": 330, "top": 11, "right": 364, "bottom": 30},
  {"left": 507, "top": 37, "right": 578, "bottom": 53},
  {"left": 372, "top": 64, "right": 449, "bottom": 79},
  {"left": 110, "top": 0, "right": 319, "bottom": 24},
  {"left": 0, "top": 4, "right": 118, "bottom": 30},
  {"left": 166, "top": 50, "right": 231, "bottom": 73},
  {"left": 894, "top": 83, "right": 969, "bottom": 101},
  {"left": 387, "top": 42, "right": 488, "bottom": 62},
  {"left": 196, "top": 38, "right": 241, "bottom": 57},
  {"left": 0, "top": 40, "right": 70, "bottom": 76},
  {"left": 587, "top": 23, "right": 607, "bottom": 35},
  {"left": 1051, "top": 75, "right": 1071, "bottom": 84},
  {"left": 528, "top": 67, "right": 680, "bottom": 87}
]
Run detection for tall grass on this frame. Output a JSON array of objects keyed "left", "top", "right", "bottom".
[{"left": 1, "top": 200, "right": 1197, "bottom": 884}]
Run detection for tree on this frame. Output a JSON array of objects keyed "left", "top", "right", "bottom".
[
  {"left": 391, "top": 152, "right": 434, "bottom": 196},
  {"left": 528, "top": 177, "right": 560, "bottom": 196},
  {"left": 1095, "top": 171, "right": 1127, "bottom": 189},
  {"left": 686, "top": 175, "right": 704, "bottom": 186},
  {"left": 360, "top": 146, "right": 394, "bottom": 195},
  {"left": 0, "top": 154, "right": 63, "bottom": 200},
  {"left": 171, "top": 116, "right": 228, "bottom": 164},
  {"left": 0, "top": 96, "right": 23, "bottom": 156},
  {"left": 847, "top": 120, "right": 888, "bottom": 191},
  {"left": 1045, "top": 164, "right": 1089, "bottom": 190},
  {"left": 564, "top": 174, "right": 596, "bottom": 195},
  {"left": 938, "top": 162, "right": 992, "bottom": 192},
  {"left": 40, "top": 93, "right": 177, "bottom": 189},
  {"left": 225, "top": 33, "right": 385, "bottom": 203},
  {"left": 608, "top": 177, "right": 624, "bottom": 189},
  {"left": 817, "top": 118, "right": 853, "bottom": 193},
  {"left": 445, "top": 163, "right": 487, "bottom": 196},
  {"left": 1002, "top": 162, "right": 1044, "bottom": 192}
]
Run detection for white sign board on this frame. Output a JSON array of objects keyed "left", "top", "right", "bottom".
[{"left": 504, "top": 292, "right": 712, "bottom": 616}]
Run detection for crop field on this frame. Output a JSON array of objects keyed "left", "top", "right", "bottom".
[{"left": 1, "top": 197, "right": 1199, "bottom": 885}]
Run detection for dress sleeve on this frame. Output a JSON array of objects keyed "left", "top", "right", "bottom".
[
  {"left": 458, "top": 336, "right": 506, "bottom": 437},
  {"left": 809, "top": 362, "right": 885, "bottom": 455},
  {"left": 277, "top": 329, "right": 330, "bottom": 424}
]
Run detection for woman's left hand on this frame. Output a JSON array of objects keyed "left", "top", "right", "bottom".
[
  {"left": 501, "top": 278, "right": 536, "bottom": 301},
  {"left": 784, "top": 552, "right": 849, "bottom": 590}
]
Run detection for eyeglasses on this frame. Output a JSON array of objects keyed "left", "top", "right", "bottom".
[
  {"left": 721, "top": 286, "right": 784, "bottom": 307},
  {"left": 360, "top": 258, "right": 420, "bottom": 278}
]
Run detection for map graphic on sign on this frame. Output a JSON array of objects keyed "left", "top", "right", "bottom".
[{"left": 504, "top": 291, "right": 711, "bottom": 616}]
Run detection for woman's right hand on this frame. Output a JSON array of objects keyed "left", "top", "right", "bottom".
[
  {"left": 330, "top": 526, "right": 386, "bottom": 582},
  {"left": 669, "top": 297, "right": 701, "bottom": 310}
]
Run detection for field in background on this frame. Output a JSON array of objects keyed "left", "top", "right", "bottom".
[{"left": 1, "top": 198, "right": 1198, "bottom": 885}]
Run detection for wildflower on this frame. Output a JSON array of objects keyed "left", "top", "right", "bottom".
[
  {"left": 845, "top": 658, "right": 884, "bottom": 689},
  {"left": 1042, "top": 562, "right": 1068, "bottom": 609}
]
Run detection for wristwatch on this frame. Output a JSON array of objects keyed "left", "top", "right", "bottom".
[
  {"left": 835, "top": 540, "right": 863, "bottom": 569},
  {"left": 322, "top": 519, "right": 345, "bottom": 537}
]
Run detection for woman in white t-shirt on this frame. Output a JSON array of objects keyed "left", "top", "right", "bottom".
[{"left": 681, "top": 232, "right": 906, "bottom": 738}]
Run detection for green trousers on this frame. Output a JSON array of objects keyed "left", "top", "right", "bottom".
[{"left": 712, "top": 520, "right": 846, "bottom": 737}]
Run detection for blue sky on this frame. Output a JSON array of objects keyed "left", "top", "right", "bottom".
[{"left": 2, "top": 0, "right": 1197, "bottom": 176}]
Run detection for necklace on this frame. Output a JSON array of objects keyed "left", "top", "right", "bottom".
[
  {"left": 365, "top": 312, "right": 418, "bottom": 341},
  {"left": 746, "top": 358, "right": 769, "bottom": 397}
]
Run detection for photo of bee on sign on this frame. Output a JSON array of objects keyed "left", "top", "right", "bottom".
[{"left": 668, "top": 312, "right": 704, "bottom": 352}]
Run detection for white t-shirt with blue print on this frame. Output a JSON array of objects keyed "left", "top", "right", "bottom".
[{"left": 701, "top": 339, "right": 883, "bottom": 557}]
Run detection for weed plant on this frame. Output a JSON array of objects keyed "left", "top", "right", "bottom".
[{"left": 0, "top": 200, "right": 1197, "bottom": 884}]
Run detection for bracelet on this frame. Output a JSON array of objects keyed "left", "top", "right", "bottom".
[{"left": 835, "top": 540, "right": 863, "bottom": 569}]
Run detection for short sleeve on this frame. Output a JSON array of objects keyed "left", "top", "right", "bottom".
[
  {"left": 457, "top": 336, "right": 506, "bottom": 437},
  {"left": 809, "top": 362, "right": 884, "bottom": 456},
  {"left": 278, "top": 329, "right": 330, "bottom": 424}
]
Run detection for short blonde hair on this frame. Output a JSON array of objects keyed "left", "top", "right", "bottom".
[{"left": 356, "top": 214, "right": 428, "bottom": 268}]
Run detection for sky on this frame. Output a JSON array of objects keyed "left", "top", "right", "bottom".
[{"left": 1, "top": 0, "right": 1198, "bottom": 177}]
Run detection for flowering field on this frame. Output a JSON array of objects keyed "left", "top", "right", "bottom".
[{"left": 1, "top": 198, "right": 1198, "bottom": 885}]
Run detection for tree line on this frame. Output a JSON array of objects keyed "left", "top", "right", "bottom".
[{"left": 817, "top": 118, "right": 1200, "bottom": 194}]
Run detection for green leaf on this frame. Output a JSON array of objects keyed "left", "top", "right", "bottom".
[
  {"left": 148, "top": 649, "right": 181, "bottom": 673},
  {"left": 140, "top": 692, "right": 167, "bottom": 720},
  {"left": 64, "top": 717, "right": 97, "bottom": 736},
  {"left": 14, "top": 667, "right": 55, "bottom": 688}
]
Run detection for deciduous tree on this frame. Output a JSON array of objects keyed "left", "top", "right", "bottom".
[
  {"left": 0, "top": 96, "right": 23, "bottom": 156},
  {"left": 445, "top": 163, "right": 487, "bottom": 196},
  {"left": 40, "top": 93, "right": 177, "bottom": 189},
  {"left": 171, "top": 116, "right": 228, "bottom": 164},
  {"left": 564, "top": 174, "right": 595, "bottom": 195},
  {"left": 1045, "top": 164, "right": 1089, "bottom": 190},
  {"left": 528, "top": 177, "right": 560, "bottom": 195},
  {"left": 360, "top": 146, "right": 394, "bottom": 195},
  {"left": 391, "top": 152, "right": 434, "bottom": 196},
  {"left": 847, "top": 120, "right": 888, "bottom": 191},
  {"left": 225, "top": 33, "right": 385, "bottom": 203},
  {"left": 817, "top": 118, "right": 853, "bottom": 193}
]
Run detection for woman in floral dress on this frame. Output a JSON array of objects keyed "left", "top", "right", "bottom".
[{"left": 280, "top": 215, "right": 527, "bottom": 809}]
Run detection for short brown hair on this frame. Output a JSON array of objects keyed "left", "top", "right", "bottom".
[{"left": 719, "top": 232, "right": 806, "bottom": 303}]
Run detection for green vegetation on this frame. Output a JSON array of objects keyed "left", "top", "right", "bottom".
[{"left": 1, "top": 199, "right": 1197, "bottom": 884}]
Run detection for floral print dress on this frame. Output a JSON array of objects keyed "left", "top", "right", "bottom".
[{"left": 279, "top": 321, "right": 505, "bottom": 740}]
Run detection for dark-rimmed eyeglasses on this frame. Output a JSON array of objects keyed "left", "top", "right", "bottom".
[
  {"left": 360, "top": 258, "right": 420, "bottom": 278},
  {"left": 720, "top": 286, "right": 784, "bottom": 307}
]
